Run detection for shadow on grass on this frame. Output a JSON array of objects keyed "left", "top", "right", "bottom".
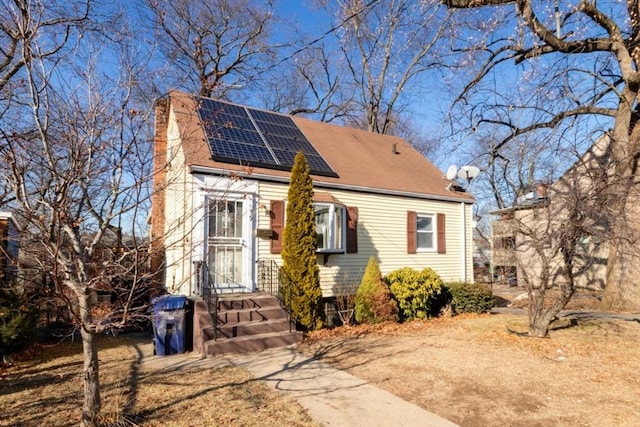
[
  {"left": 552, "top": 313, "right": 640, "bottom": 333},
  {"left": 493, "top": 295, "right": 512, "bottom": 307},
  {"left": 0, "top": 375, "right": 84, "bottom": 427},
  {"left": 504, "top": 311, "right": 640, "bottom": 336},
  {"left": 237, "top": 331, "right": 411, "bottom": 400},
  {"left": 112, "top": 330, "right": 398, "bottom": 424}
]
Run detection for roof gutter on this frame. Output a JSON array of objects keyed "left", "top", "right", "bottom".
[{"left": 189, "top": 165, "right": 475, "bottom": 204}]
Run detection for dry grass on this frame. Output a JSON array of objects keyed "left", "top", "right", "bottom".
[
  {"left": 2, "top": 313, "right": 638, "bottom": 427},
  {"left": 301, "top": 314, "right": 640, "bottom": 427},
  {"left": 0, "top": 335, "right": 317, "bottom": 427}
]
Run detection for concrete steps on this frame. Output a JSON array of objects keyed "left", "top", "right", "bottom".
[
  {"left": 204, "top": 330, "right": 303, "bottom": 355},
  {"left": 193, "top": 293, "right": 302, "bottom": 356}
]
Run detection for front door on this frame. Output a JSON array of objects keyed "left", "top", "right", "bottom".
[{"left": 206, "top": 199, "right": 250, "bottom": 293}]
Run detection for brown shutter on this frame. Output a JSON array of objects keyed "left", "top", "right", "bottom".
[
  {"left": 437, "top": 213, "right": 446, "bottom": 254},
  {"left": 407, "top": 211, "right": 416, "bottom": 254},
  {"left": 346, "top": 206, "right": 358, "bottom": 253},
  {"left": 270, "top": 200, "right": 284, "bottom": 254}
]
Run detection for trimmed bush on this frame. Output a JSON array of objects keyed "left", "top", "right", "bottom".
[
  {"left": 445, "top": 281, "right": 494, "bottom": 314},
  {"left": 355, "top": 257, "right": 398, "bottom": 324},
  {"left": 386, "top": 267, "right": 444, "bottom": 321}
]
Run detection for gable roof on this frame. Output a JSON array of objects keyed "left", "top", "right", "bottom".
[{"left": 167, "top": 91, "right": 473, "bottom": 203}]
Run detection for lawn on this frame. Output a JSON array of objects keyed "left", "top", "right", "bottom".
[
  {"left": 0, "top": 335, "right": 317, "bottom": 427},
  {"left": 1, "top": 313, "right": 638, "bottom": 427},
  {"left": 300, "top": 313, "right": 640, "bottom": 427}
]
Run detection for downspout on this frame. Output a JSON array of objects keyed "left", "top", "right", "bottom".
[{"left": 461, "top": 202, "right": 467, "bottom": 282}]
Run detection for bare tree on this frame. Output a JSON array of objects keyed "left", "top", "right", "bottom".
[
  {"left": 0, "top": 6, "right": 157, "bottom": 425},
  {"left": 444, "top": 0, "right": 640, "bottom": 311},
  {"left": 145, "top": 0, "right": 278, "bottom": 99},
  {"left": 334, "top": 0, "right": 453, "bottom": 134},
  {"left": 470, "top": 131, "right": 568, "bottom": 210},
  {"left": 0, "top": 0, "right": 90, "bottom": 193},
  {"left": 0, "top": 0, "right": 89, "bottom": 95},
  {"left": 259, "top": 44, "right": 358, "bottom": 123},
  {"left": 504, "top": 139, "right": 610, "bottom": 336}
]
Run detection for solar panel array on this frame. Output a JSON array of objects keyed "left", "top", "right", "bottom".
[{"left": 198, "top": 98, "right": 336, "bottom": 177}]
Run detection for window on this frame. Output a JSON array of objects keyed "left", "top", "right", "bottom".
[
  {"left": 314, "top": 203, "right": 345, "bottom": 252},
  {"left": 270, "top": 199, "right": 357, "bottom": 255},
  {"left": 416, "top": 214, "right": 435, "bottom": 250},
  {"left": 208, "top": 200, "right": 243, "bottom": 239},
  {"left": 408, "top": 211, "right": 445, "bottom": 254}
]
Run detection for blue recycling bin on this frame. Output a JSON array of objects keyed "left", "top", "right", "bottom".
[{"left": 152, "top": 295, "right": 188, "bottom": 356}]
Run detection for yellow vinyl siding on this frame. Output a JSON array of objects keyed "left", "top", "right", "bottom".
[{"left": 257, "top": 181, "right": 473, "bottom": 297}]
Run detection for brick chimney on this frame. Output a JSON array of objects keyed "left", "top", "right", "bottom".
[{"left": 150, "top": 98, "right": 168, "bottom": 285}]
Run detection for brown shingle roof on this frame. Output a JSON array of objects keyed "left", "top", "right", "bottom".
[{"left": 168, "top": 91, "right": 473, "bottom": 203}]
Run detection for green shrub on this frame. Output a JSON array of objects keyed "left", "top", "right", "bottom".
[
  {"left": 355, "top": 257, "right": 398, "bottom": 324},
  {"left": 0, "top": 286, "right": 39, "bottom": 356},
  {"left": 445, "top": 281, "right": 494, "bottom": 314},
  {"left": 386, "top": 267, "right": 444, "bottom": 321}
]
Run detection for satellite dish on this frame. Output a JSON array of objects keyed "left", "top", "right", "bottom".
[
  {"left": 446, "top": 164, "right": 458, "bottom": 180},
  {"left": 457, "top": 165, "right": 480, "bottom": 182}
]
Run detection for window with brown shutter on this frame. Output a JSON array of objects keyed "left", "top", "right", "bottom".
[
  {"left": 407, "top": 211, "right": 417, "bottom": 254},
  {"left": 409, "top": 211, "right": 444, "bottom": 253},
  {"left": 270, "top": 200, "right": 284, "bottom": 254},
  {"left": 346, "top": 206, "right": 358, "bottom": 253}
]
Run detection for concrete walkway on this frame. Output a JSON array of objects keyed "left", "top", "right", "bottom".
[
  {"left": 232, "top": 346, "right": 458, "bottom": 427},
  {"left": 131, "top": 338, "right": 457, "bottom": 427}
]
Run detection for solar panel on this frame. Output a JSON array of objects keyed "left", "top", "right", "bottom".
[
  {"left": 274, "top": 149, "right": 333, "bottom": 173},
  {"left": 247, "top": 108, "right": 336, "bottom": 175},
  {"left": 197, "top": 97, "right": 337, "bottom": 177},
  {"left": 210, "top": 139, "right": 276, "bottom": 164},
  {"left": 200, "top": 99, "right": 247, "bottom": 118},
  {"left": 262, "top": 135, "right": 316, "bottom": 153},
  {"left": 252, "top": 121, "right": 307, "bottom": 140},
  {"left": 249, "top": 109, "right": 295, "bottom": 126}
]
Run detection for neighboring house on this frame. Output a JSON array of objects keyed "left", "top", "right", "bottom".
[
  {"left": 490, "top": 138, "right": 611, "bottom": 291},
  {"left": 490, "top": 185, "right": 547, "bottom": 286},
  {"left": 150, "top": 91, "right": 475, "bottom": 302},
  {"left": 0, "top": 212, "right": 20, "bottom": 285}
]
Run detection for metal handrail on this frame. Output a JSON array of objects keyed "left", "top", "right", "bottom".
[
  {"left": 257, "top": 259, "right": 295, "bottom": 332},
  {"left": 200, "top": 262, "right": 218, "bottom": 340}
]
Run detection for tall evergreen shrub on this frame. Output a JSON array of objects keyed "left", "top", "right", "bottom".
[{"left": 281, "top": 152, "right": 323, "bottom": 330}]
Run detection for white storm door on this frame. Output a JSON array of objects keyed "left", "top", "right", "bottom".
[{"left": 206, "top": 199, "right": 250, "bottom": 293}]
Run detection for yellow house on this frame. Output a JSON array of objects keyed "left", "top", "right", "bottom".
[
  {"left": 151, "top": 91, "right": 474, "bottom": 297},
  {"left": 149, "top": 92, "right": 475, "bottom": 353}
]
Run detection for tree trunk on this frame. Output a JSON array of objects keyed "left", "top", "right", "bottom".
[
  {"left": 603, "top": 214, "right": 640, "bottom": 312},
  {"left": 527, "top": 288, "right": 573, "bottom": 337},
  {"left": 78, "top": 294, "right": 101, "bottom": 427},
  {"left": 601, "top": 104, "right": 640, "bottom": 312},
  {"left": 525, "top": 259, "right": 574, "bottom": 338},
  {"left": 527, "top": 289, "right": 549, "bottom": 337},
  {"left": 528, "top": 312, "right": 553, "bottom": 337}
]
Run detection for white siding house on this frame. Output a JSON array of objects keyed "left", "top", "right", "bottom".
[{"left": 150, "top": 91, "right": 475, "bottom": 300}]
